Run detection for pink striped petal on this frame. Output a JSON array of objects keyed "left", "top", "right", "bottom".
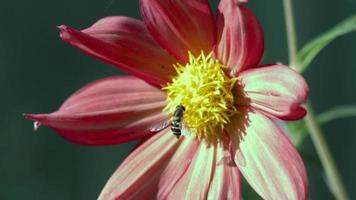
[
  {"left": 98, "top": 130, "right": 181, "bottom": 200},
  {"left": 167, "top": 140, "right": 215, "bottom": 200},
  {"left": 215, "top": 0, "right": 264, "bottom": 76},
  {"left": 59, "top": 16, "right": 177, "bottom": 87},
  {"left": 24, "top": 76, "right": 169, "bottom": 145},
  {"left": 207, "top": 142, "right": 241, "bottom": 200},
  {"left": 157, "top": 136, "right": 199, "bottom": 199},
  {"left": 140, "top": 0, "right": 215, "bottom": 63},
  {"left": 231, "top": 112, "right": 308, "bottom": 200},
  {"left": 238, "top": 64, "right": 309, "bottom": 120}
]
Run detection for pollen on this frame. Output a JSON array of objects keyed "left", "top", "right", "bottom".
[{"left": 163, "top": 52, "right": 238, "bottom": 140}]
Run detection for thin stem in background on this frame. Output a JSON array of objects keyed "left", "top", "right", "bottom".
[
  {"left": 305, "top": 103, "right": 349, "bottom": 200},
  {"left": 283, "top": 0, "right": 298, "bottom": 68},
  {"left": 282, "top": 0, "right": 350, "bottom": 199}
]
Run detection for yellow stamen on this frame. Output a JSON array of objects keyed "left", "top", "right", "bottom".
[{"left": 163, "top": 52, "right": 238, "bottom": 140}]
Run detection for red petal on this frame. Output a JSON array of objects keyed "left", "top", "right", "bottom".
[
  {"left": 157, "top": 136, "right": 199, "bottom": 199},
  {"left": 215, "top": 0, "right": 264, "bottom": 76},
  {"left": 230, "top": 112, "right": 309, "bottom": 200},
  {"left": 140, "top": 0, "right": 215, "bottom": 63},
  {"left": 24, "top": 76, "right": 169, "bottom": 145},
  {"left": 207, "top": 142, "right": 241, "bottom": 200},
  {"left": 167, "top": 140, "right": 215, "bottom": 200},
  {"left": 98, "top": 130, "right": 181, "bottom": 200},
  {"left": 59, "top": 16, "right": 177, "bottom": 87},
  {"left": 238, "top": 65, "right": 309, "bottom": 120}
]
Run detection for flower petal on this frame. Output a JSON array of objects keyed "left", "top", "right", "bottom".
[
  {"left": 24, "top": 76, "right": 169, "bottom": 145},
  {"left": 167, "top": 140, "right": 215, "bottom": 200},
  {"left": 59, "top": 16, "right": 177, "bottom": 87},
  {"left": 140, "top": 0, "right": 215, "bottom": 63},
  {"left": 157, "top": 135, "right": 199, "bottom": 199},
  {"left": 215, "top": 0, "right": 264, "bottom": 76},
  {"left": 238, "top": 65, "right": 309, "bottom": 120},
  {"left": 231, "top": 112, "right": 308, "bottom": 200},
  {"left": 98, "top": 130, "right": 181, "bottom": 200},
  {"left": 207, "top": 142, "right": 241, "bottom": 200}
]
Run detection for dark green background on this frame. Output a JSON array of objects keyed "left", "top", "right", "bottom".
[{"left": 1, "top": 0, "right": 355, "bottom": 199}]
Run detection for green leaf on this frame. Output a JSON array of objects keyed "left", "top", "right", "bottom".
[
  {"left": 318, "top": 105, "right": 356, "bottom": 124},
  {"left": 296, "top": 14, "right": 356, "bottom": 72},
  {"left": 288, "top": 105, "right": 356, "bottom": 147}
]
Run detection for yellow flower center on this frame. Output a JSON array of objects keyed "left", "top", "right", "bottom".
[{"left": 163, "top": 52, "right": 238, "bottom": 140}]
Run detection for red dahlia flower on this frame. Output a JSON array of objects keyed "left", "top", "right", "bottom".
[{"left": 25, "top": 0, "right": 309, "bottom": 199}]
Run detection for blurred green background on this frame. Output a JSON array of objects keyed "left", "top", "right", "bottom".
[{"left": 0, "top": 0, "right": 355, "bottom": 199}]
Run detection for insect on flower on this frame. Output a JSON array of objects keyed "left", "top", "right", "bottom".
[
  {"left": 24, "top": 0, "right": 309, "bottom": 199},
  {"left": 170, "top": 105, "right": 186, "bottom": 138}
]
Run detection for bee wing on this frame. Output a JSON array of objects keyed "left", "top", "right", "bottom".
[{"left": 149, "top": 120, "right": 170, "bottom": 133}]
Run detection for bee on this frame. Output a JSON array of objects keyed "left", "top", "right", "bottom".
[{"left": 171, "top": 105, "right": 186, "bottom": 139}]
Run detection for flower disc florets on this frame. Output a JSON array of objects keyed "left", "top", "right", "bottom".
[{"left": 163, "top": 52, "right": 238, "bottom": 140}]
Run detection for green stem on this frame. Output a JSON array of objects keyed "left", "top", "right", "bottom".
[
  {"left": 305, "top": 103, "right": 349, "bottom": 200},
  {"left": 283, "top": 0, "right": 298, "bottom": 68},
  {"left": 282, "top": 0, "right": 349, "bottom": 199}
]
